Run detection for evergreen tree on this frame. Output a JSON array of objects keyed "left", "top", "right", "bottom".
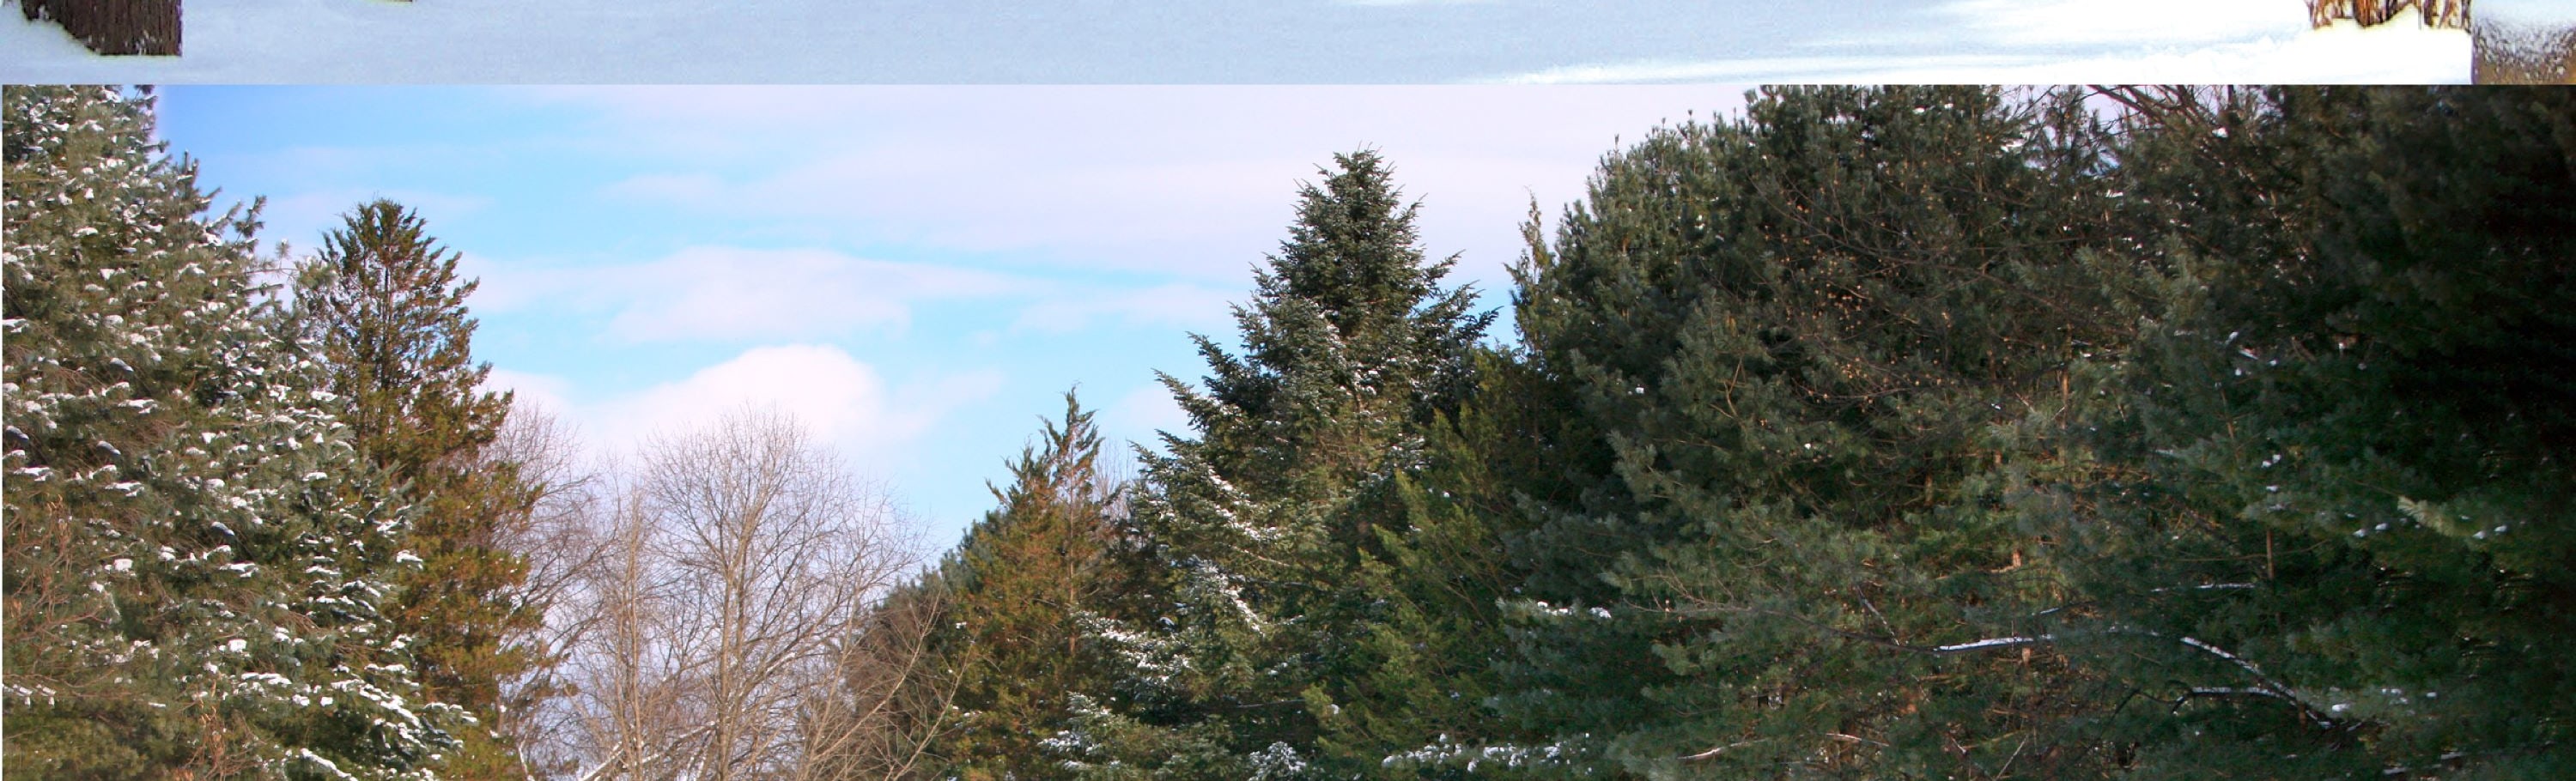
[
  {"left": 2027, "top": 86, "right": 2576, "bottom": 778},
  {"left": 1336, "top": 345, "right": 1595, "bottom": 780},
  {"left": 920, "top": 392, "right": 1129, "bottom": 781},
  {"left": 1494, "top": 86, "right": 2136, "bottom": 778},
  {"left": 1060, "top": 150, "right": 1491, "bottom": 778},
  {"left": 291, "top": 199, "right": 545, "bottom": 780},
  {"left": 908, "top": 87, "right": 2574, "bottom": 781},
  {"left": 3, "top": 85, "right": 455, "bottom": 779}
]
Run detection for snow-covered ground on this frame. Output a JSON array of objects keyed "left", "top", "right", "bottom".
[
  {"left": 1501, "top": 19, "right": 2470, "bottom": 83},
  {"left": 2, "top": 0, "right": 2471, "bottom": 83}
]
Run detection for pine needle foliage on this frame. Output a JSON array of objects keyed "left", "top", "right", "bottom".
[
  {"left": 2031, "top": 85, "right": 2576, "bottom": 780},
  {"left": 1494, "top": 86, "right": 2139, "bottom": 779}
]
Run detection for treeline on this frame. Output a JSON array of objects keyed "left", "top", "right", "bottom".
[
  {"left": 5, "top": 84, "right": 2572, "bottom": 781},
  {"left": 4, "top": 86, "right": 936, "bottom": 781},
  {"left": 890, "top": 85, "right": 2576, "bottom": 781},
  {"left": 6, "top": 86, "right": 532, "bottom": 778}
]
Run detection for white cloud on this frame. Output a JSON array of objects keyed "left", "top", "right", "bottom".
[
  {"left": 461, "top": 243, "right": 1262, "bottom": 344},
  {"left": 598, "top": 149, "right": 1308, "bottom": 279},
  {"left": 482, "top": 366, "right": 576, "bottom": 416},
  {"left": 598, "top": 246, "right": 1033, "bottom": 342},
  {"left": 459, "top": 245, "right": 1034, "bottom": 342},
  {"left": 598, "top": 173, "right": 723, "bottom": 202},
  {"left": 555, "top": 88, "right": 1722, "bottom": 283},
  {"left": 1101, "top": 380, "right": 1193, "bottom": 456},
  {"left": 493, "top": 344, "right": 1004, "bottom": 475},
  {"left": 1012, "top": 282, "right": 1239, "bottom": 335}
]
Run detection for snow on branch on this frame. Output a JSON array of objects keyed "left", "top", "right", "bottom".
[{"left": 1662, "top": 601, "right": 2353, "bottom": 730}]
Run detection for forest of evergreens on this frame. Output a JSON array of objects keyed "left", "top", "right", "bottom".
[{"left": 5, "top": 84, "right": 2571, "bottom": 780}]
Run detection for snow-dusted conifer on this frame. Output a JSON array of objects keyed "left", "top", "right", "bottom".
[
  {"left": 1077, "top": 150, "right": 1490, "bottom": 778},
  {"left": 3, "top": 85, "right": 455, "bottom": 779},
  {"left": 292, "top": 198, "right": 544, "bottom": 780}
]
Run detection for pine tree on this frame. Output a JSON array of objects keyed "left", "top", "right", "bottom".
[
  {"left": 2029, "top": 86, "right": 2576, "bottom": 778},
  {"left": 919, "top": 392, "right": 1129, "bottom": 781},
  {"left": 3, "top": 85, "right": 454, "bottom": 779},
  {"left": 1494, "top": 86, "right": 2136, "bottom": 778},
  {"left": 1060, "top": 150, "right": 1491, "bottom": 778},
  {"left": 290, "top": 199, "right": 545, "bottom": 780}
]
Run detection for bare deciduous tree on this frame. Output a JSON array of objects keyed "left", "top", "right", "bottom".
[
  {"left": 487, "top": 401, "right": 611, "bottom": 779},
  {"left": 793, "top": 582, "right": 964, "bottom": 781},
  {"left": 548, "top": 407, "right": 929, "bottom": 781}
]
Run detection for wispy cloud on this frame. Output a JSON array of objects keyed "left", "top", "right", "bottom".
[
  {"left": 548, "top": 88, "right": 1720, "bottom": 282},
  {"left": 487, "top": 344, "right": 1005, "bottom": 474},
  {"left": 482, "top": 366, "right": 577, "bottom": 418},
  {"left": 596, "top": 150, "right": 1309, "bottom": 278},
  {"left": 594, "top": 247, "right": 1034, "bottom": 342},
  {"left": 1012, "top": 282, "right": 1239, "bottom": 336},
  {"left": 1102, "top": 380, "right": 1192, "bottom": 455},
  {"left": 461, "top": 245, "right": 1253, "bottom": 345}
]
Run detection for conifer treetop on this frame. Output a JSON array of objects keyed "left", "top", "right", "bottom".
[{"left": 295, "top": 197, "right": 506, "bottom": 471}]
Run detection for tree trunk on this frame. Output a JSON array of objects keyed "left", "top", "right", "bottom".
[{"left": 22, "top": 0, "right": 180, "bottom": 56}]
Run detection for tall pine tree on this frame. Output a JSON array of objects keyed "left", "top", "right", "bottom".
[
  {"left": 4, "top": 85, "right": 455, "bottom": 780},
  {"left": 291, "top": 199, "right": 544, "bottom": 780}
]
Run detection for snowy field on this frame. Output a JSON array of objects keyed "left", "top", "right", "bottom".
[{"left": 2, "top": 0, "right": 2471, "bottom": 83}]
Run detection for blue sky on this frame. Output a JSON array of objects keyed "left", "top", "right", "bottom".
[
  {"left": 9, "top": 0, "right": 2470, "bottom": 82},
  {"left": 154, "top": 85, "right": 1740, "bottom": 546}
]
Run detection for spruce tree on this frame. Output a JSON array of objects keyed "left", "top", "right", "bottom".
[
  {"left": 3, "top": 85, "right": 454, "bottom": 779},
  {"left": 290, "top": 199, "right": 544, "bottom": 780},
  {"left": 1060, "top": 150, "right": 1490, "bottom": 778}
]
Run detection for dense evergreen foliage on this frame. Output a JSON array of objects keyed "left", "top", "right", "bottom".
[
  {"left": 1018, "top": 150, "right": 1492, "bottom": 779},
  {"left": 2028, "top": 86, "right": 2576, "bottom": 779},
  {"left": 914, "top": 392, "right": 1131, "bottom": 781},
  {"left": 291, "top": 199, "right": 547, "bottom": 780},
  {"left": 902, "top": 87, "right": 2572, "bottom": 781},
  {"left": 1486, "top": 85, "right": 2142, "bottom": 778},
  {"left": 11, "top": 84, "right": 2568, "bottom": 781},
  {"left": 4, "top": 86, "right": 455, "bottom": 779}
]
